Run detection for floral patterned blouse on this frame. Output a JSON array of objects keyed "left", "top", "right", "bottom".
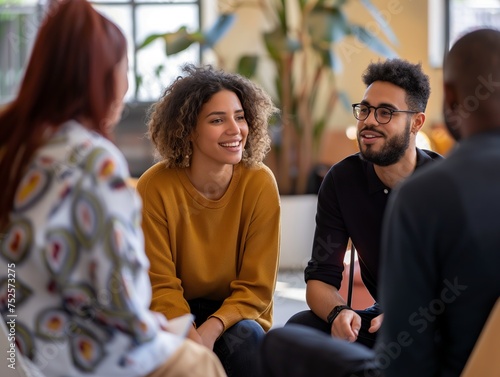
[{"left": 0, "top": 121, "right": 183, "bottom": 377}]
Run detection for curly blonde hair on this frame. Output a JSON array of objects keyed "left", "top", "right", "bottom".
[{"left": 147, "top": 64, "right": 278, "bottom": 168}]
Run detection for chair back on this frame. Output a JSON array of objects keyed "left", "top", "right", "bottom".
[{"left": 461, "top": 298, "right": 500, "bottom": 377}]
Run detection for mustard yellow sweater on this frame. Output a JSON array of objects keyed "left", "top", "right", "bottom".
[{"left": 137, "top": 162, "right": 281, "bottom": 332}]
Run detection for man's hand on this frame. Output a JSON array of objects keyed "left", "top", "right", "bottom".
[
  {"left": 330, "top": 309, "right": 361, "bottom": 343},
  {"left": 368, "top": 313, "right": 384, "bottom": 333}
]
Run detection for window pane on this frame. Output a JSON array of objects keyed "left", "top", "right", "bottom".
[
  {"left": 450, "top": 0, "right": 500, "bottom": 45},
  {"left": 135, "top": 4, "right": 199, "bottom": 102},
  {"left": 135, "top": 0, "right": 197, "bottom": 3},
  {"left": 0, "top": 3, "right": 40, "bottom": 104},
  {"left": 92, "top": 4, "right": 135, "bottom": 102}
]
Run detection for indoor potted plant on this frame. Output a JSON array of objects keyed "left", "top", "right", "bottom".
[{"left": 137, "top": 0, "right": 398, "bottom": 194}]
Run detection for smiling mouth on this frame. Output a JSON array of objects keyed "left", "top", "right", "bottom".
[{"left": 220, "top": 141, "right": 241, "bottom": 147}]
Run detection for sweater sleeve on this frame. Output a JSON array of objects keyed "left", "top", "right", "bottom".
[
  {"left": 136, "top": 170, "right": 192, "bottom": 320},
  {"left": 210, "top": 168, "right": 281, "bottom": 332}
]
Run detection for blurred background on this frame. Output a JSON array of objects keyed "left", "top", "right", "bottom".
[
  {"left": 2, "top": 0, "right": 499, "bottom": 325},
  {"left": 2, "top": 0, "right": 498, "bottom": 189}
]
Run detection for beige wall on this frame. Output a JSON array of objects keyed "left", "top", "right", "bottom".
[
  {"left": 213, "top": 0, "right": 444, "bottom": 133},
  {"left": 333, "top": 0, "right": 444, "bottom": 131}
]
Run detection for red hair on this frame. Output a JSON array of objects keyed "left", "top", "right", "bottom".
[{"left": 0, "top": 0, "right": 127, "bottom": 229}]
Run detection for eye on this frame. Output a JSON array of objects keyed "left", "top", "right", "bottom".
[
  {"left": 378, "top": 108, "right": 392, "bottom": 117},
  {"left": 236, "top": 115, "right": 246, "bottom": 122},
  {"left": 358, "top": 107, "right": 369, "bottom": 114},
  {"left": 210, "top": 118, "right": 223, "bottom": 124}
]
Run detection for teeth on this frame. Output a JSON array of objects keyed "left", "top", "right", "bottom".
[{"left": 221, "top": 141, "right": 240, "bottom": 147}]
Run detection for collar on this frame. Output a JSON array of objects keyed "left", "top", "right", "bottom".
[{"left": 365, "top": 148, "right": 437, "bottom": 195}]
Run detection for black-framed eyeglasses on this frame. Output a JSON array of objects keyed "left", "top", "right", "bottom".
[{"left": 352, "top": 103, "right": 419, "bottom": 124}]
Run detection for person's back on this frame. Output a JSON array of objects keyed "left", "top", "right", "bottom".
[
  {"left": 1, "top": 121, "right": 185, "bottom": 376},
  {"left": 0, "top": 1, "right": 226, "bottom": 376},
  {"left": 379, "top": 28, "right": 500, "bottom": 376},
  {"left": 379, "top": 134, "right": 500, "bottom": 376}
]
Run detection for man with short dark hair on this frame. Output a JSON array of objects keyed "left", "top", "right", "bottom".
[{"left": 287, "top": 58, "right": 442, "bottom": 348}]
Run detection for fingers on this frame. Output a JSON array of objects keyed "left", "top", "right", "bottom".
[
  {"left": 331, "top": 310, "right": 361, "bottom": 343},
  {"left": 368, "top": 313, "right": 384, "bottom": 333}
]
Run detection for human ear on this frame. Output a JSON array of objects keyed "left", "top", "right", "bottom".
[{"left": 411, "top": 112, "right": 426, "bottom": 134}]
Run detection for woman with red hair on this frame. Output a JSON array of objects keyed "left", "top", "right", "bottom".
[{"left": 0, "top": 1, "right": 225, "bottom": 376}]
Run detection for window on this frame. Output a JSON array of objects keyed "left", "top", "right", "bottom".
[
  {"left": 0, "top": 0, "right": 44, "bottom": 104},
  {"left": 0, "top": 0, "right": 202, "bottom": 104},
  {"left": 92, "top": 0, "right": 201, "bottom": 102},
  {"left": 448, "top": 0, "right": 500, "bottom": 46},
  {"left": 429, "top": 0, "right": 500, "bottom": 68}
]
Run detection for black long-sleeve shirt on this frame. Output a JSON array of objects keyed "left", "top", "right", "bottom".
[{"left": 305, "top": 148, "right": 442, "bottom": 302}]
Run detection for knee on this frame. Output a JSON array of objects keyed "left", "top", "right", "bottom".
[
  {"left": 286, "top": 310, "right": 316, "bottom": 326},
  {"left": 226, "top": 320, "right": 264, "bottom": 345}
]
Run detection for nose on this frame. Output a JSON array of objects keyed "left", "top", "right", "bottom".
[
  {"left": 226, "top": 118, "right": 241, "bottom": 135},
  {"left": 364, "top": 107, "right": 379, "bottom": 126}
]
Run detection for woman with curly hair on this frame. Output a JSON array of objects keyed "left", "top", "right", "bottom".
[{"left": 137, "top": 64, "right": 281, "bottom": 377}]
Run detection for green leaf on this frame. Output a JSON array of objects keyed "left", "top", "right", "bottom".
[
  {"left": 263, "top": 27, "right": 300, "bottom": 62},
  {"left": 237, "top": 55, "right": 259, "bottom": 78},
  {"left": 350, "top": 25, "right": 398, "bottom": 58},
  {"left": 134, "top": 74, "right": 143, "bottom": 98},
  {"left": 154, "top": 64, "right": 164, "bottom": 78},
  {"left": 313, "top": 119, "right": 326, "bottom": 140},
  {"left": 359, "top": 0, "right": 399, "bottom": 45},
  {"left": 203, "top": 13, "right": 237, "bottom": 49},
  {"left": 307, "top": 5, "right": 350, "bottom": 43},
  {"left": 163, "top": 27, "right": 196, "bottom": 55},
  {"left": 316, "top": 46, "right": 343, "bottom": 73},
  {"left": 137, "top": 33, "right": 167, "bottom": 50}
]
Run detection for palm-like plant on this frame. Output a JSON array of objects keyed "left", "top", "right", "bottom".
[{"left": 137, "top": 0, "right": 398, "bottom": 194}]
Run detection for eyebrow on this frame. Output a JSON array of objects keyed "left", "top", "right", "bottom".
[
  {"left": 205, "top": 109, "right": 244, "bottom": 118},
  {"left": 360, "top": 100, "right": 398, "bottom": 109}
]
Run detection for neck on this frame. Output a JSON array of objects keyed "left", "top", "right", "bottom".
[
  {"left": 185, "top": 163, "right": 234, "bottom": 200},
  {"left": 373, "top": 146, "right": 418, "bottom": 189}
]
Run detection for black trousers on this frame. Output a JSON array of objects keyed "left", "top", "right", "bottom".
[{"left": 261, "top": 324, "right": 381, "bottom": 377}]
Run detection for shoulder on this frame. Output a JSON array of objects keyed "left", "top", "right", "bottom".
[
  {"left": 329, "top": 153, "right": 364, "bottom": 173},
  {"left": 323, "top": 153, "right": 365, "bottom": 184},
  {"left": 241, "top": 163, "right": 278, "bottom": 187},
  {"left": 417, "top": 148, "right": 444, "bottom": 163},
  {"left": 239, "top": 164, "right": 280, "bottom": 200},
  {"left": 136, "top": 162, "right": 175, "bottom": 193},
  {"left": 394, "top": 156, "right": 451, "bottom": 205},
  {"left": 44, "top": 121, "right": 130, "bottom": 179}
]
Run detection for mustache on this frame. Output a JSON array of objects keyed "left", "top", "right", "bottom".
[{"left": 359, "top": 126, "right": 385, "bottom": 136}]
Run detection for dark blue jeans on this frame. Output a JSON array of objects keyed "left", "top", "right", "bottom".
[
  {"left": 188, "top": 298, "right": 265, "bottom": 377},
  {"left": 286, "top": 304, "right": 381, "bottom": 348}
]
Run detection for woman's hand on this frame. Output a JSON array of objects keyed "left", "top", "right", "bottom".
[
  {"left": 197, "top": 317, "right": 224, "bottom": 350},
  {"left": 187, "top": 325, "right": 204, "bottom": 345}
]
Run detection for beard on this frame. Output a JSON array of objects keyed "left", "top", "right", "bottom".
[{"left": 358, "top": 119, "right": 411, "bottom": 166}]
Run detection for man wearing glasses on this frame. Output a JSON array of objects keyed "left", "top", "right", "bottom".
[{"left": 286, "top": 58, "right": 442, "bottom": 349}]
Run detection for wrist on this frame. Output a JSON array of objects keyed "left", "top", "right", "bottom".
[{"left": 327, "top": 305, "right": 352, "bottom": 326}]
